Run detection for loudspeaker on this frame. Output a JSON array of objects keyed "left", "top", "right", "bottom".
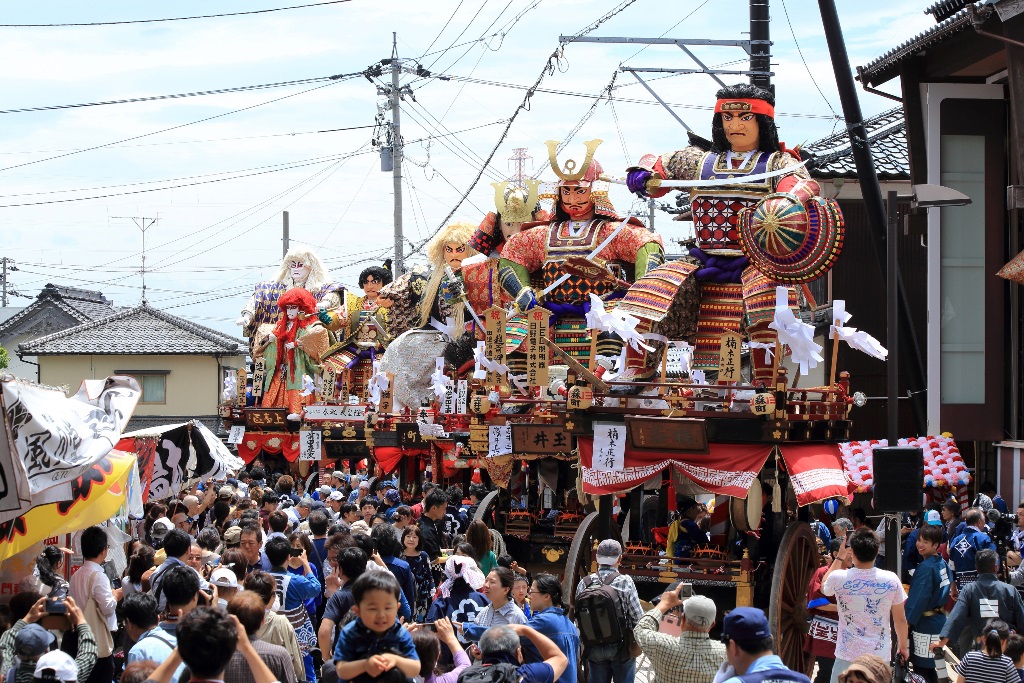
[{"left": 872, "top": 447, "right": 924, "bottom": 512}]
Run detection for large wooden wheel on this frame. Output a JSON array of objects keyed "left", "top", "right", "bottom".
[
  {"left": 769, "top": 521, "right": 818, "bottom": 677},
  {"left": 473, "top": 490, "right": 500, "bottom": 522},
  {"left": 560, "top": 510, "right": 600, "bottom": 609}
]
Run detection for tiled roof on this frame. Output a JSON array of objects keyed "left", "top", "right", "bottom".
[
  {"left": 19, "top": 301, "right": 246, "bottom": 355},
  {"left": 805, "top": 107, "right": 910, "bottom": 180},
  {"left": 858, "top": 2, "right": 984, "bottom": 86},
  {"left": 0, "top": 283, "right": 116, "bottom": 339},
  {"left": 924, "top": 0, "right": 972, "bottom": 21}
]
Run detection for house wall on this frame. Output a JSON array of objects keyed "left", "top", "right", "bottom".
[
  {"left": 3, "top": 333, "right": 39, "bottom": 381},
  {"left": 38, "top": 353, "right": 245, "bottom": 416}
]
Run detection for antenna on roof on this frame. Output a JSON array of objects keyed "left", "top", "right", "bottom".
[{"left": 112, "top": 216, "right": 159, "bottom": 304}]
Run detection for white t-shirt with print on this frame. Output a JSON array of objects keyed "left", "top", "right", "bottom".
[{"left": 822, "top": 565, "right": 907, "bottom": 661}]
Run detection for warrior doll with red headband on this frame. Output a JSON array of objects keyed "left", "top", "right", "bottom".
[
  {"left": 257, "top": 288, "right": 323, "bottom": 420},
  {"left": 621, "top": 83, "right": 844, "bottom": 386}
]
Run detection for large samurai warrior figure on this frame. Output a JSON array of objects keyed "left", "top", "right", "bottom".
[
  {"left": 497, "top": 139, "right": 665, "bottom": 371},
  {"left": 622, "top": 83, "right": 843, "bottom": 385}
]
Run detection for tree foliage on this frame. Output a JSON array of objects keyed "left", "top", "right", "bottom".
[{"left": 0, "top": 345, "right": 8, "bottom": 370}]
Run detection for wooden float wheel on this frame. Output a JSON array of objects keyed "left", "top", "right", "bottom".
[
  {"left": 560, "top": 510, "right": 601, "bottom": 610},
  {"left": 769, "top": 521, "right": 818, "bottom": 677},
  {"left": 473, "top": 489, "right": 500, "bottom": 523}
]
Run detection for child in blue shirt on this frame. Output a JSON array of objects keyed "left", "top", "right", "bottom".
[{"left": 333, "top": 572, "right": 419, "bottom": 683}]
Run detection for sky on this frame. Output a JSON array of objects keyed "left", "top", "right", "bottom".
[{"left": 0, "top": 0, "right": 936, "bottom": 338}]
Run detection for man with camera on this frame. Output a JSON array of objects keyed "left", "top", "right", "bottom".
[
  {"left": 4, "top": 595, "right": 96, "bottom": 683},
  {"left": 632, "top": 584, "right": 725, "bottom": 683}
]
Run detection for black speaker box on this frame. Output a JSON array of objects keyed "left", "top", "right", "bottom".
[{"left": 872, "top": 447, "right": 924, "bottom": 512}]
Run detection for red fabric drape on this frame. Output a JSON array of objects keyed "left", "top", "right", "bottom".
[
  {"left": 578, "top": 439, "right": 772, "bottom": 496},
  {"left": 237, "top": 432, "right": 300, "bottom": 463},
  {"left": 778, "top": 444, "right": 853, "bottom": 506}
]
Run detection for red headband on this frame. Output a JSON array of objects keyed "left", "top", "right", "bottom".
[{"left": 715, "top": 98, "right": 775, "bottom": 118}]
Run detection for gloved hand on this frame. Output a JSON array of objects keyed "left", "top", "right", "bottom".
[
  {"left": 626, "top": 169, "right": 653, "bottom": 197},
  {"left": 514, "top": 288, "right": 538, "bottom": 312}
]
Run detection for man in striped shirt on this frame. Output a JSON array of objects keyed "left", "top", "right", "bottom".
[{"left": 5, "top": 596, "right": 96, "bottom": 683}]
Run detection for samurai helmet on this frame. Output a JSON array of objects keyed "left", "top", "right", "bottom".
[
  {"left": 491, "top": 180, "right": 541, "bottom": 223},
  {"left": 546, "top": 139, "right": 604, "bottom": 186}
]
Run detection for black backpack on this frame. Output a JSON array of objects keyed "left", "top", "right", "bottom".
[
  {"left": 576, "top": 571, "right": 626, "bottom": 648},
  {"left": 457, "top": 663, "right": 522, "bottom": 683}
]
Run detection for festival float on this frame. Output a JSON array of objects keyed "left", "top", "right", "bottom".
[{"left": 219, "top": 85, "right": 893, "bottom": 675}]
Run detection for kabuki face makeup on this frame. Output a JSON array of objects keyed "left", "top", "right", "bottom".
[
  {"left": 443, "top": 243, "right": 468, "bottom": 270},
  {"left": 289, "top": 260, "right": 311, "bottom": 284},
  {"left": 559, "top": 185, "right": 594, "bottom": 220}
]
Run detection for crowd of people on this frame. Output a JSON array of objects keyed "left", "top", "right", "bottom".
[
  {"left": 7, "top": 466, "right": 1024, "bottom": 683},
  {"left": 802, "top": 483, "right": 1024, "bottom": 683}
]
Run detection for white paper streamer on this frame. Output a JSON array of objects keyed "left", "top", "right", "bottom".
[
  {"left": 831, "top": 300, "right": 888, "bottom": 361},
  {"left": 768, "top": 286, "right": 823, "bottom": 376}
]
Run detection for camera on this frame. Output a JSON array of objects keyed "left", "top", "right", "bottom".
[
  {"left": 289, "top": 547, "right": 304, "bottom": 557},
  {"left": 987, "top": 509, "right": 1017, "bottom": 559},
  {"left": 46, "top": 586, "right": 68, "bottom": 615}
]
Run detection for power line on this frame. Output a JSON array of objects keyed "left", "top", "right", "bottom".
[
  {"left": 0, "top": 74, "right": 358, "bottom": 115},
  {"left": 0, "top": 1, "right": 356, "bottom": 27},
  {"left": 0, "top": 124, "right": 374, "bottom": 155},
  {"left": 429, "top": 71, "right": 841, "bottom": 120},
  {"left": 409, "top": 0, "right": 642, "bottom": 259},
  {"left": 779, "top": 0, "right": 839, "bottom": 118},
  {"left": 0, "top": 73, "right": 363, "bottom": 174},
  {"left": 0, "top": 153, "right": 367, "bottom": 207}
]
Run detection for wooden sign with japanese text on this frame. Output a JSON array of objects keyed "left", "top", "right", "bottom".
[
  {"left": 457, "top": 380, "right": 468, "bottom": 414},
  {"left": 396, "top": 422, "right": 427, "bottom": 448},
  {"left": 319, "top": 367, "right": 338, "bottom": 402},
  {"left": 626, "top": 416, "right": 708, "bottom": 453},
  {"left": 526, "top": 307, "right": 550, "bottom": 388},
  {"left": 339, "top": 369, "right": 351, "bottom": 402},
  {"left": 484, "top": 306, "right": 507, "bottom": 385},
  {"left": 250, "top": 359, "right": 266, "bottom": 397},
  {"left": 750, "top": 392, "right": 776, "bottom": 415},
  {"left": 512, "top": 424, "right": 571, "bottom": 455},
  {"left": 245, "top": 408, "right": 288, "bottom": 430},
  {"left": 298, "top": 429, "right": 322, "bottom": 461},
  {"left": 227, "top": 425, "right": 245, "bottom": 445},
  {"left": 592, "top": 422, "right": 626, "bottom": 472},
  {"left": 236, "top": 368, "right": 247, "bottom": 407},
  {"left": 718, "top": 330, "right": 742, "bottom": 384},
  {"left": 378, "top": 373, "right": 394, "bottom": 414}
]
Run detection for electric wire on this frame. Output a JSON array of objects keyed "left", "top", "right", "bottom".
[
  {"left": 779, "top": 0, "right": 839, "bottom": 118},
  {"left": 0, "top": 1, "right": 356, "bottom": 27},
  {"left": 0, "top": 124, "right": 375, "bottom": 156},
  {"left": 0, "top": 75, "right": 356, "bottom": 115},
  {"left": 407, "top": 0, "right": 642, "bottom": 260},
  {"left": 0, "top": 74, "right": 362, "bottom": 174}
]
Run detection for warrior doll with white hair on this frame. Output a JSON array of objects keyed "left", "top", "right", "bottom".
[{"left": 236, "top": 247, "right": 342, "bottom": 342}]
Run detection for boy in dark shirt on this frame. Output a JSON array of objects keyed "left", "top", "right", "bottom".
[{"left": 333, "top": 572, "right": 418, "bottom": 683}]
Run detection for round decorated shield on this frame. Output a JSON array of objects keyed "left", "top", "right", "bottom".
[{"left": 738, "top": 193, "right": 845, "bottom": 283}]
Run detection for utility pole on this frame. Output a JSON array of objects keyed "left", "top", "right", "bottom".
[
  {"left": 282, "top": 211, "right": 290, "bottom": 258},
  {"left": 0, "top": 257, "right": 16, "bottom": 307},
  {"left": 113, "top": 216, "right": 159, "bottom": 304},
  {"left": 390, "top": 33, "right": 404, "bottom": 278},
  {"left": 816, "top": 0, "right": 927, "bottom": 434},
  {"left": 749, "top": 0, "right": 772, "bottom": 91}
]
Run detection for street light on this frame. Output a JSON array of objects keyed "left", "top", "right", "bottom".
[
  {"left": 882, "top": 184, "right": 970, "bottom": 578},
  {"left": 885, "top": 184, "right": 971, "bottom": 443}
]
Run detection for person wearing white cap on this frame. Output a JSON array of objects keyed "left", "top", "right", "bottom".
[
  {"left": 633, "top": 585, "right": 725, "bottom": 683},
  {"left": 210, "top": 567, "right": 240, "bottom": 609},
  {"left": 575, "top": 540, "right": 644, "bottom": 683},
  {"left": 32, "top": 651, "right": 79, "bottom": 683}
]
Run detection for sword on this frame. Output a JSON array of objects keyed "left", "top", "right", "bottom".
[{"left": 600, "top": 159, "right": 808, "bottom": 190}]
